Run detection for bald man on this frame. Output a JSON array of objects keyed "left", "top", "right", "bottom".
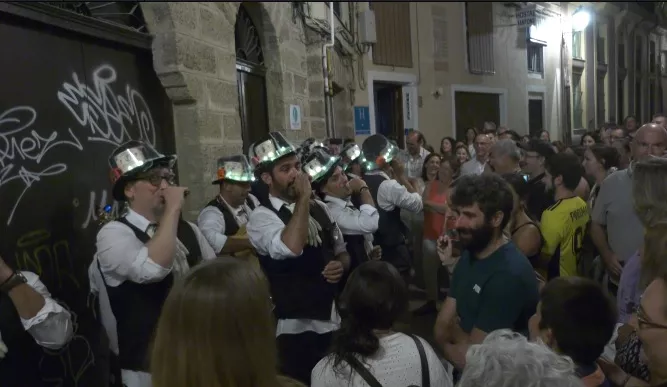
[
  {"left": 590, "top": 123, "right": 667, "bottom": 295},
  {"left": 404, "top": 130, "right": 430, "bottom": 179}
]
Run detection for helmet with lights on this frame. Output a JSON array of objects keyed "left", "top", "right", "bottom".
[
  {"left": 361, "top": 134, "right": 399, "bottom": 172},
  {"left": 249, "top": 132, "right": 298, "bottom": 172},
  {"left": 211, "top": 155, "right": 255, "bottom": 185},
  {"left": 302, "top": 148, "right": 341, "bottom": 191},
  {"left": 340, "top": 143, "right": 362, "bottom": 172}
]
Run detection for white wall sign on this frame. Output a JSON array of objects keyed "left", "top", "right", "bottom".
[
  {"left": 289, "top": 104, "right": 301, "bottom": 130},
  {"left": 402, "top": 87, "right": 415, "bottom": 130}
]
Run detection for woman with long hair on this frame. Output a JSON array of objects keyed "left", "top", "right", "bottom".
[
  {"left": 440, "top": 136, "right": 456, "bottom": 158},
  {"left": 416, "top": 157, "right": 457, "bottom": 315},
  {"left": 582, "top": 145, "right": 620, "bottom": 210},
  {"left": 580, "top": 132, "right": 600, "bottom": 147},
  {"left": 311, "top": 261, "right": 451, "bottom": 387},
  {"left": 463, "top": 127, "right": 477, "bottom": 159},
  {"left": 501, "top": 173, "right": 543, "bottom": 269},
  {"left": 151, "top": 258, "right": 303, "bottom": 387},
  {"left": 454, "top": 144, "right": 471, "bottom": 166},
  {"left": 415, "top": 153, "right": 442, "bottom": 195}
]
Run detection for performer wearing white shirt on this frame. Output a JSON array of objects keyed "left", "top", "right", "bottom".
[
  {"left": 246, "top": 132, "right": 350, "bottom": 385},
  {"left": 361, "top": 134, "right": 423, "bottom": 283},
  {"left": 90, "top": 140, "right": 215, "bottom": 387},
  {"left": 197, "top": 155, "right": 259, "bottom": 255},
  {"left": 0, "top": 255, "right": 73, "bottom": 387},
  {"left": 304, "top": 148, "right": 381, "bottom": 274}
]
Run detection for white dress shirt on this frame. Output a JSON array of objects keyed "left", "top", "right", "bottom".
[
  {"left": 90, "top": 208, "right": 216, "bottom": 387},
  {"left": 403, "top": 147, "right": 430, "bottom": 179},
  {"left": 197, "top": 194, "right": 259, "bottom": 253},
  {"left": 247, "top": 195, "right": 346, "bottom": 337},
  {"left": 460, "top": 157, "right": 486, "bottom": 176},
  {"left": 0, "top": 271, "right": 73, "bottom": 351},
  {"left": 364, "top": 171, "right": 423, "bottom": 213},
  {"left": 324, "top": 195, "right": 378, "bottom": 254}
]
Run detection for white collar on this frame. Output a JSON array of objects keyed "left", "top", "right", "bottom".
[
  {"left": 269, "top": 195, "right": 294, "bottom": 212},
  {"left": 219, "top": 195, "right": 245, "bottom": 216},
  {"left": 324, "top": 195, "right": 351, "bottom": 209},
  {"left": 125, "top": 208, "right": 153, "bottom": 232}
]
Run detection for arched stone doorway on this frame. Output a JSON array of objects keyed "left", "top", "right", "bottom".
[{"left": 235, "top": 4, "right": 270, "bottom": 152}]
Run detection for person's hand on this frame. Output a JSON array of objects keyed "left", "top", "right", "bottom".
[
  {"left": 322, "top": 260, "right": 344, "bottom": 283},
  {"left": 369, "top": 246, "right": 382, "bottom": 260},
  {"left": 602, "top": 253, "right": 623, "bottom": 278},
  {"left": 163, "top": 186, "right": 189, "bottom": 211},
  {"left": 294, "top": 173, "right": 312, "bottom": 200},
  {"left": 390, "top": 159, "right": 405, "bottom": 177},
  {"left": 437, "top": 235, "right": 453, "bottom": 265},
  {"left": 0, "top": 256, "right": 13, "bottom": 284},
  {"left": 347, "top": 178, "right": 367, "bottom": 193},
  {"left": 596, "top": 358, "right": 631, "bottom": 386}
]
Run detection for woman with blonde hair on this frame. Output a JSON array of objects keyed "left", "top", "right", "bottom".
[{"left": 151, "top": 257, "right": 303, "bottom": 387}]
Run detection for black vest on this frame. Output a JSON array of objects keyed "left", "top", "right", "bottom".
[
  {"left": 102, "top": 217, "right": 203, "bottom": 372},
  {"left": 257, "top": 202, "right": 337, "bottom": 321},
  {"left": 363, "top": 174, "right": 407, "bottom": 247},
  {"left": 325, "top": 198, "right": 369, "bottom": 274},
  {"left": 205, "top": 197, "right": 256, "bottom": 236},
  {"left": 0, "top": 292, "right": 44, "bottom": 387}
]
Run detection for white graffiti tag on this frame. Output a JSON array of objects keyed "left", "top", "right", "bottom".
[
  {"left": 57, "top": 64, "right": 157, "bottom": 147},
  {"left": 0, "top": 106, "right": 83, "bottom": 225}
]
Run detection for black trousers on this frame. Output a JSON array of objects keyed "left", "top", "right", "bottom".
[{"left": 276, "top": 331, "right": 333, "bottom": 385}]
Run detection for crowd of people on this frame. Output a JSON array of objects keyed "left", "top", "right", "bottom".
[{"left": 2, "top": 113, "right": 667, "bottom": 387}]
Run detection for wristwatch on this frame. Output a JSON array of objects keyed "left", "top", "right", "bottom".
[{"left": 0, "top": 271, "right": 27, "bottom": 293}]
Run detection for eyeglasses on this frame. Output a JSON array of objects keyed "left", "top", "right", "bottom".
[{"left": 136, "top": 171, "right": 176, "bottom": 187}]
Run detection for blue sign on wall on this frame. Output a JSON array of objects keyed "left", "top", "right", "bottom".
[{"left": 354, "top": 106, "right": 371, "bottom": 135}]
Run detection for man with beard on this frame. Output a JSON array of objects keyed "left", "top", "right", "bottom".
[
  {"left": 434, "top": 174, "right": 539, "bottom": 371},
  {"left": 91, "top": 140, "right": 216, "bottom": 387},
  {"left": 197, "top": 155, "right": 259, "bottom": 257},
  {"left": 246, "top": 132, "right": 350, "bottom": 384}
]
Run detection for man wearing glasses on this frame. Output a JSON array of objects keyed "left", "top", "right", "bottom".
[{"left": 90, "top": 140, "right": 216, "bottom": 387}]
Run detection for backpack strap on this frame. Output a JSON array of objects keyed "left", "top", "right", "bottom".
[
  {"left": 409, "top": 334, "right": 430, "bottom": 387},
  {"left": 343, "top": 354, "right": 383, "bottom": 387}
]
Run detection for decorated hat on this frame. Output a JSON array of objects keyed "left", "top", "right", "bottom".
[
  {"left": 302, "top": 148, "right": 340, "bottom": 184},
  {"left": 297, "top": 137, "right": 326, "bottom": 163},
  {"left": 108, "top": 140, "right": 176, "bottom": 201},
  {"left": 250, "top": 132, "right": 297, "bottom": 168},
  {"left": 340, "top": 143, "right": 362, "bottom": 171},
  {"left": 211, "top": 155, "right": 255, "bottom": 185},
  {"left": 361, "top": 134, "right": 399, "bottom": 172}
]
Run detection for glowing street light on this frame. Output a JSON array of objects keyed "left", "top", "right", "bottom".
[{"left": 572, "top": 8, "right": 591, "bottom": 31}]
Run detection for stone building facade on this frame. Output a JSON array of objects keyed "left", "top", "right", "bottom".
[{"left": 139, "top": 2, "right": 355, "bottom": 219}]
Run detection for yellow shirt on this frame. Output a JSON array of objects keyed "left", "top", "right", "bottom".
[{"left": 539, "top": 197, "right": 590, "bottom": 278}]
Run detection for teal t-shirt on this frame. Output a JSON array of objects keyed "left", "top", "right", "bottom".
[{"left": 450, "top": 241, "right": 539, "bottom": 335}]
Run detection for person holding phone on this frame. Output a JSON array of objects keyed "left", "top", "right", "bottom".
[{"left": 90, "top": 140, "right": 216, "bottom": 387}]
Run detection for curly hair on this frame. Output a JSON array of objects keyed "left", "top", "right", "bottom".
[{"left": 450, "top": 174, "right": 514, "bottom": 231}]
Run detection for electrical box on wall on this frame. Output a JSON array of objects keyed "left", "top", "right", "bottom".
[{"left": 358, "top": 9, "right": 376, "bottom": 45}]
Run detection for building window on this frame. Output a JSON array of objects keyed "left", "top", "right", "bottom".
[
  {"left": 371, "top": 2, "right": 413, "bottom": 68},
  {"left": 572, "top": 31, "right": 583, "bottom": 60},
  {"left": 597, "top": 72, "right": 606, "bottom": 125},
  {"left": 618, "top": 43, "right": 625, "bottom": 69},
  {"left": 527, "top": 42, "right": 543, "bottom": 73},
  {"left": 572, "top": 71, "right": 584, "bottom": 129},
  {"left": 650, "top": 40, "right": 656, "bottom": 73},
  {"left": 635, "top": 80, "right": 642, "bottom": 123},
  {"left": 617, "top": 78, "right": 625, "bottom": 120},
  {"left": 465, "top": 2, "right": 495, "bottom": 74}
]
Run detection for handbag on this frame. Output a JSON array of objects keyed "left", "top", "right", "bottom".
[{"left": 344, "top": 334, "right": 430, "bottom": 387}]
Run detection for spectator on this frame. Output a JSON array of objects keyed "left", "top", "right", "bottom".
[
  {"left": 483, "top": 121, "right": 498, "bottom": 144},
  {"left": 591, "top": 124, "right": 667, "bottom": 295},
  {"left": 455, "top": 144, "right": 471, "bottom": 166},
  {"left": 434, "top": 174, "right": 539, "bottom": 370},
  {"left": 440, "top": 136, "right": 456, "bottom": 158},
  {"left": 151, "top": 258, "right": 304, "bottom": 387},
  {"left": 460, "top": 133, "right": 491, "bottom": 176},
  {"left": 404, "top": 130, "right": 430, "bottom": 179},
  {"left": 552, "top": 140, "right": 568, "bottom": 154},
  {"left": 611, "top": 127, "right": 627, "bottom": 142},
  {"left": 488, "top": 139, "right": 522, "bottom": 174},
  {"left": 501, "top": 173, "right": 543, "bottom": 270},
  {"left": 622, "top": 115, "right": 639, "bottom": 138},
  {"left": 612, "top": 138, "right": 632, "bottom": 170},
  {"left": 539, "top": 129, "right": 551, "bottom": 142},
  {"left": 539, "top": 153, "right": 589, "bottom": 279},
  {"left": 312, "top": 261, "right": 451, "bottom": 387},
  {"left": 581, "top": 132, "right": 600, "bottom": 147},
  {"left": 462, "top": 127, "right": 478, "bottom": 159},
  {"left": 652, "top": 113, "right": 667, "bottom": 130},
  {"left": 519, "top": 139, "right": 557, "bottom": 221},
  {"left": 414, "top": 153, "right": 441, "bottom": 195},
  {"left": 458, "top": 330, "right": 582, "bottom": 387},
  {"left": 521, "top": 135, "right": 531, "bottom": 144},
  {"left": 582, "top": 145, "right": 620, "bottom": 211},
  {"left": 529, "top": 277, "right": 616, "bottom": 387}
]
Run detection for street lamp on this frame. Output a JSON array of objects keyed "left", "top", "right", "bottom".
[{"left": 572, "top": 7, "right": 591, "bottom": 31}]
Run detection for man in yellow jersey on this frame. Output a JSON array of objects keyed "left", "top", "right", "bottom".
[{"left": 539, "top": 153, "right": 590, "bottom": 280}]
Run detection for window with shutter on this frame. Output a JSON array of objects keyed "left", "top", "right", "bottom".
[
  {"left": 465, "top": 2, "right": 494, "bottom": 74},
  {"left": 371, "top": 2, "right": 413, "bottom": 68}
]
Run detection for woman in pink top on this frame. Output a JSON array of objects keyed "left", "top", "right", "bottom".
[{"left": 414, "top": 156, "right": 457, "bottom": 316}]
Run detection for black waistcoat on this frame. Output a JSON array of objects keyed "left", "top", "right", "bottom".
[
  {"left": 363, "top": 174, "right": 407, "bottom": 247},
  {"left": 257, "top": 202, "right": 337, "bottom": 321},
  {"left": 0, "top": 291, "right": 44, "bottom": 387},
  {"left": 205, "top": 197, "right": 255, "bottom": 236},
  {"left": 102, "top": 217, "right": 203, "bottom": 371}
]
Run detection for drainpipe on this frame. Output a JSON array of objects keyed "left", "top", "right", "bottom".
[{"left": 322, "top": 2, "right": 336, "bottom": 138}]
